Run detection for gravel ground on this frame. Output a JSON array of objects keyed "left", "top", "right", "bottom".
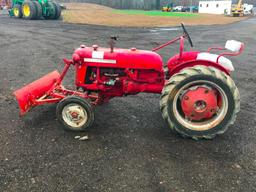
[{"left": 0, "top": 14, "right": 256, "bottom": 192}]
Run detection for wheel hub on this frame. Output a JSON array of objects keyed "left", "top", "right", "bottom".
[
  {"left": 62, "top": 104, "right": 88, "bottom": 128},
  {"left": 70, "top": 111, "right": 79, "bottom": 118},
  {"left": 194, "top": 100, "right": 207, "bottom": 112},
  {"left": 23, "top": 4, "right": 30, "bottom": 17},
  {"left": 14, "top": 8, "right": 19, "bottom": 17},
  {"left": 181, "top": 86, "right": 218, "bottom": 121}
]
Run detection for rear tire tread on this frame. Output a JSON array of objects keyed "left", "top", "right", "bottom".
[
  {"left": 160, "top": 65, "right": 240, "bottom": 140},
  {"left": 52, "top": 2, "right": 61, "bottom": 19},
  {"left": 32, "top": 1, "right": 42, "bottom": 19}
]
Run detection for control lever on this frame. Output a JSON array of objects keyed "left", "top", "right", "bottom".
[{"left": 109, "top": 36, "right": 118, "bottom": 53}]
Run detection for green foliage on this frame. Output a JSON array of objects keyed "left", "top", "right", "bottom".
[{"left": 113, "top": 10, "right": 198, "bottom": 17}]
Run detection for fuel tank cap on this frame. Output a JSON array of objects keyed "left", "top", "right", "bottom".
[
  {"left": 92, "top": 45, "right": 99, "bottom": 51},
  {"left": 130, "top": 47, "right": 137, "bottom": 51}
]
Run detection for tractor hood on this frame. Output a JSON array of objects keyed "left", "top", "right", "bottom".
[{"left": 72, "top": 46, "right": 163, "bottom": 72}]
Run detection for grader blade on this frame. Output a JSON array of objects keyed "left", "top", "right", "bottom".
[{"left": 13, "top": 70, "right": 60, "bottom": 116}]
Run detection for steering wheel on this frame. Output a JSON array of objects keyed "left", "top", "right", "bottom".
[{"left": 181, "top": 23, "right": 193, "bottom": 47}]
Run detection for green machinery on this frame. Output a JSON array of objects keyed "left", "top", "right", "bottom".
[{"left": 10, "top": 0, "right": 61, "bottom": 20}]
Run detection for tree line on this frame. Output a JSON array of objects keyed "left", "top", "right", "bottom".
[{"left": 60, "top": 0, "right": 256, "bottom": 9}]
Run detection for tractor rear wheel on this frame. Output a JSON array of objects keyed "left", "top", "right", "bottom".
[
  {"left": 160, "top": 65, "right": 240, "bottom": 140},
  {"left": 52, "top": 2, "right": 61, "bottom": 19},
  {"left": 33, "top": 1, "right": 42, "bottom": 19},
  {"left": 13, "top": 4, "right": 22, "bottom": 18},
  {"left": 56, "top": 96, "right": 95, "bottom": 132},
  {"left": 43, "top": 2, "right": 56, "bottom": 20},
  {"left": 22, "top": 1, "right": 37, "bottom": 20}
]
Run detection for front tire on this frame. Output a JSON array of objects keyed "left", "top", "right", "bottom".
[
  {"left": 56, "top": 96, "right": 95, "bottom": 131},
  {"left": 160, "top": 65, "right": 240, "bottom": 139},
  {"left": 13, "top": 4, "right": 23, "bottom": 18}
]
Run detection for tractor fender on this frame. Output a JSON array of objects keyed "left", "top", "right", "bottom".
[{"left": 167, "top": 59, "right": 230, "bottom": 77}]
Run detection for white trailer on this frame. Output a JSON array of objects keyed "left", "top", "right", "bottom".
[
  {"left": 243, "top": 4, "right": 254, "bottom": 15},
  {"left": 199, "top": 0, "right": 232, "bottom": 15}
]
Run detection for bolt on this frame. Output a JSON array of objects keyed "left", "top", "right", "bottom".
[
  {"left": 204, "top": 89, "right": 209, "bottom": 94},
  {"left": 184, "top": 96, "right": 189, "bottom": 100}
]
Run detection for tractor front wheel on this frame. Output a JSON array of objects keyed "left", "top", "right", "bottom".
[
  {"left": 56, "top": 96, "right": 95, "bottom": 132},
  {"left": 160, "top": 65, "right": 240, "bottom": 139},
  {"left": 13, "top": 4, "right": 23, "bottom": 18},
  {"left": 22, "top": 1, "right": 37, "bottom": 20}
]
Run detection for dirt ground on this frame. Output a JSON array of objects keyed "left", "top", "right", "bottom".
[
  {"left": 0, "top": 12, "right": 256, "bottom": 192},
  {"left": 62, "top": 3, "right": 247, "bottom": 27}
]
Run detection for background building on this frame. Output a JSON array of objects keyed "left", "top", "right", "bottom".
[
  {"left": 60, "top": 0, "right": 256, "bottom": 10},
  {"left": 198, "top": 0, "right": 232, "bottom": 14}
]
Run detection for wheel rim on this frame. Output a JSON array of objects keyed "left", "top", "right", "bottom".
[
  {"left": 172, "top": 80, "right": 228, "bottom": 131},
  {"left": 23, "top": 4, "right": 31, "bottom": 17},
  {"left": 13, "top": 7, "right": 19, "bottom": 17},
  {"left": 62, "top": 103, "right": 88, "bottom": 128}
]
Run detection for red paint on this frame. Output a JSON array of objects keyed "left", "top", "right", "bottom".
[
  {"left": 13, "top": 32, "right": 244, "bottom": 116},
  {"left": 181, "top": 87, "right": 218, "bottom": 121},
  {"left": 207, "top": 43, "right": 244, "bottom": 63},
  {"left": 13, "top": 70, "right": 61, "bottom": 115},
  {"left": 74, "top": 47, "right": 163, "bottom": 72},
  {"left": 168, "top": 58, "right": 230, "bottom": 76}
]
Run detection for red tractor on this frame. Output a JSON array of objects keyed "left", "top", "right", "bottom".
[{"left": 14, "top": 24, "right": 244, "bottom": 139}]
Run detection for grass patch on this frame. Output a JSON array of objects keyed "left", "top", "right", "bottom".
[{"left": 113, "top": 10, "right": 198, "bottom": 17}]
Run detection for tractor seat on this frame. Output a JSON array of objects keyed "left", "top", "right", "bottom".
[{"left": 196, "top": 53, "right": 234, "bottom": 71}]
